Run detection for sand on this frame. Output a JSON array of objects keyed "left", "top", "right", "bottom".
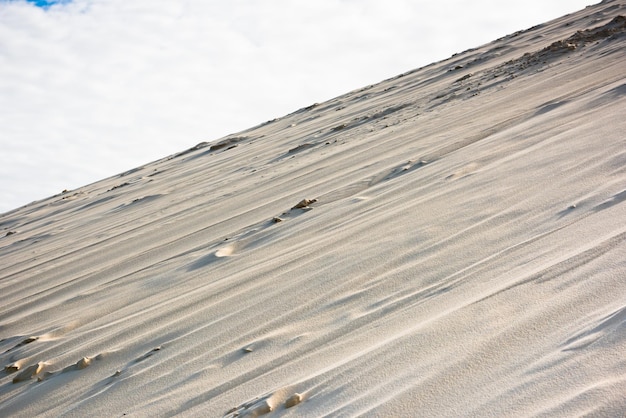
[{"left": 1, "top": 1, "right": 625, "bottom": 416}]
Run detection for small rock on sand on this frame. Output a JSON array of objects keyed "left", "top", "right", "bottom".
[
  {"left": 20, "top": 336, "right": 38, "bottom": 345},
  {"left": 292, "top": 199, "right": 317, "bottom": 209},
  {"left": 76, "top": 357, "right": 92, "bottom": 369},
  {"left": 285, "top": 393, "right": 303, "bottom": 408}
]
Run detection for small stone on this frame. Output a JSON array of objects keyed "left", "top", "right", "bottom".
[
  {"left": 285, "top": 393, "right": 303, "bottom": 408},
  {"left": 292, "top": 199, "right": 317, "bottom": 210},
  {"left": 76, "top": 357, "right": 92, "bottom": 369},
  {"left": 272, "top": 217, "right": 283, "bottom": 223},
  {"left": 243, "top": 346, "right": 254, "bottom": 353},
  {"left": 21, "top": 336, "right": 38, "bottom": 345}
]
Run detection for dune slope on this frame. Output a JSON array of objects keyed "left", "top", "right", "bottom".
[{"left": 1, "top": 1, "right": 625, "bottom": 416}]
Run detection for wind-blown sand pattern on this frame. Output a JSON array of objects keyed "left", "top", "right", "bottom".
[{"left": 1, "top": 1, "right": 626, "bottom": 416}]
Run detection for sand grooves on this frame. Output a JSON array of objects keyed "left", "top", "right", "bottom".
[{"left": 1, "top": 2, "right": 626, "bottom": 417}]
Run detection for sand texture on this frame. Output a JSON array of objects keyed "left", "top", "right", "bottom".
[{"left": 1, "top": 1, "right": 626, "bottom": 416}]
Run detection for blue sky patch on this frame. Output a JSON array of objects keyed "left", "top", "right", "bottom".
[{"left": 25, "top": 0, "right": 68, "bottom": 8}]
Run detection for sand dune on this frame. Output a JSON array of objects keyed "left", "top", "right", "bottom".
[{"left": 1, "top": 1, "right": 626, "bottom": 416}]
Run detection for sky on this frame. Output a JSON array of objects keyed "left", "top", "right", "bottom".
[{"left": 0, "top": 0, "right": 595, "bottom": 214}]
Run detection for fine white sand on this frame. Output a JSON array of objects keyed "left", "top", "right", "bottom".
[{"left": 1, "top": 1, "right": 626, "bottom": 416}]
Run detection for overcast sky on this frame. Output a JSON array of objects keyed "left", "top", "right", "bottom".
[{"left": 0, "top": 0, "right": 595, "bottom": 213}]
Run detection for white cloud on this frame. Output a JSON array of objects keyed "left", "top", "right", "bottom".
[{"left": 0, "top": 0, "right": 594, "bottom": 213}]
